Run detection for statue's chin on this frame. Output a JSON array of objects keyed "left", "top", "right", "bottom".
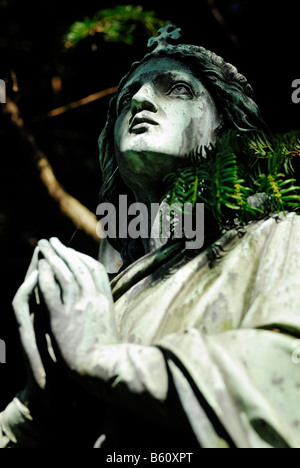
[{"left": 116, "top": 149, "right": 185, "bottom": 188}]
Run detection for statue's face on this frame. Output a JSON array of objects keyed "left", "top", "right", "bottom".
[{"left": 114, "top": 56, "right": 222, "bottom": 191}]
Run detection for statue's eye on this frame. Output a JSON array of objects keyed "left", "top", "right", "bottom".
[
  {"left": 118, "top": 94, "right": 132, "bottom": 113},
  {"left": 168, "top": 83, "right": 193, "bottom": 97}
]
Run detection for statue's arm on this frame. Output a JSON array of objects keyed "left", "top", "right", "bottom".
[
  {"left": 0, "top": 239, "right": 179, "bottom": 448},
  {"left": 34, "top": 239, "right": 182, "bottom": 427},
  {"left": 1, "top": 250, "right": 49, "bottom": 448}
]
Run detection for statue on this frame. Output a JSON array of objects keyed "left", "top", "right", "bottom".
[{"left": 1, "top": 25, "right": 300, "bottom": 449}]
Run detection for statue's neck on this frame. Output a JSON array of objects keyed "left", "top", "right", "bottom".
[{"left": 132, "top": 188, "right": 169, "bottom": 254}]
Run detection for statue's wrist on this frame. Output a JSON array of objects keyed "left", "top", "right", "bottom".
[
  {"left": 17, "top": 388, "right": 31, "bottom": 408},
  {"left": 17, "top": 386, "right": 46, "bottom": 420}
]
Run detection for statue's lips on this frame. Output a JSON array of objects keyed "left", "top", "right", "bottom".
[{"left": 129, "top": 114, "right": 159, "bottom": 134}]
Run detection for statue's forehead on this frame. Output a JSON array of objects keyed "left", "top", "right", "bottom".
[{"left": 122, "top": 56, "right": 197, "bottom": 89}]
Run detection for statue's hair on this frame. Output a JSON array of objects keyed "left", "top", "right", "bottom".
[{"left": 98, "top": 45, "right": 267, "bottom": 266}]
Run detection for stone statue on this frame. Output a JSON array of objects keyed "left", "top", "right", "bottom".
[{"left": 1, "top": 25, "right": 300, "bottom": 449}]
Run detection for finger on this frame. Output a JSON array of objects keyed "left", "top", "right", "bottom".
[
  {"left": 72, "top": 251, "right": 113, "bottom": 301},
  {"left": 38, "top": 259, "right": 76, "bottom": 363},
  {"left": 25, "top": 247, "right": 40, "bottom": 280},
  {"left": 13, "top": 270, "right": 39, "bottom": 321},
  {"left": 38, "top": 239, "right": 80, "bottom": 302},
  {"left": 12, "top": 270, "right": 46, "bottom": 389},
  {"left": 49, "top": 238, "right": 97, "bottom": 295},
  {"left": 38, "top": 259, "right": 63, "bottom": 313}
]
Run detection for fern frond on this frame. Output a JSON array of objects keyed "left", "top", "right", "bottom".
[{"left": 163, "top": 130, "right": 300, "bottom": 234}]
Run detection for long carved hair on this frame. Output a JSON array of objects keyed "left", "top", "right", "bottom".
[{"left": 98, "top": 45, "right": 267, "bottom": 266}]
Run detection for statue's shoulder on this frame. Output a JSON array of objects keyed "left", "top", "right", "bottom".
[
  {"left": 241, "top": 212, "right": 300, "bottom": 265},
  {"left": 246, "top": 212, "right": 300, "bottom": 234},
  {"left": 267, "top": 212, "right": 300, "bottom": 229}
]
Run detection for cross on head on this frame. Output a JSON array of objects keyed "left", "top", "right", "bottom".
[{"left": 147, "top": 25, "right": 183, "bottom": 52}]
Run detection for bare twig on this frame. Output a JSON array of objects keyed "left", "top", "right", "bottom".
[
  {"left": 4, "top": 98, "right": 102, "bottom": 243},
  {"left": 10, "top": 69, "right": 19, "bottom": 92},
  {"left": 207, "top": 0, "right": 241, "bottom": 49},
  {"left": 31, "top": 86, "right": 118, "bottom": 122}
]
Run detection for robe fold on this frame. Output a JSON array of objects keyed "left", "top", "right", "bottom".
[{"left": 1, "top": 213, "right": 300, "bottom": 448}]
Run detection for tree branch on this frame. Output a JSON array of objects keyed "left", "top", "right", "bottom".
[
  {"left": 207, "top": 0, "right": 241, "bottom": 49},
  {"left": 31, "top": 86, "right": 118, "bottom": 122},
  {"left": 4, "top": 98, "right": 102, "bottom": 243}
]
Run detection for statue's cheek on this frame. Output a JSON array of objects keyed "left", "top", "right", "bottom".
[
  {"left": 114, "top": 113, "right": 130, "bottom": 140},
  {"left": 179, "top": 117, "right": 205, "bottom": 156}
]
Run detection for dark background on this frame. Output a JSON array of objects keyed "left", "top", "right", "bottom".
[{"left": 0, "top": 0, "right": 299, "bottom": 408}]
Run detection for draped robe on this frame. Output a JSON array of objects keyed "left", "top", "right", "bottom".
[{"left": 1, "top": 212, "right": 300, "bottom": 448}]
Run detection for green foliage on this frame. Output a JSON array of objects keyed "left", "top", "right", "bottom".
[
  {"left": 64, "top": 5, "right": 169, "bottom": 48},
  {"left": 163, "top": 131, "right": 300, "bottom": 230}
]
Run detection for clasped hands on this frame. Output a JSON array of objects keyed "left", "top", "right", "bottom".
[{"left": 12, "top": 238, "right": 117, "bottom": 393}]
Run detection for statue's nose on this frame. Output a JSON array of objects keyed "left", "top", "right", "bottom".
[{"left": 131, "top": 84, "right": 158, "bottom": 115}]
